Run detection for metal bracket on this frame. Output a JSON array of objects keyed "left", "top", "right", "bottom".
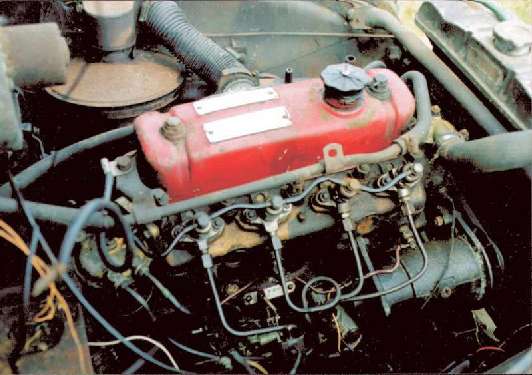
[{"left": 323, "top": 143, "right": 346, "bottom": 174}]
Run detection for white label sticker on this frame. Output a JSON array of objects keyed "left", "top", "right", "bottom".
[
  {"left": 202, "top": 106, "right": 292, "bottom": 143},
  {"left": 193, "top": 87, "right": 278, "bottom": 115}
]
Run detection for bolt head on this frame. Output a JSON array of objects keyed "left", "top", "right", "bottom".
[
  {"left": 196, "top": 212, "right": 210, "bottom": 229},
  {"left": 166, "top": 116, "right": 182, "bottom": 127},
  {"left": 116, "top": 155, "right": 132, "bottom": 171},
  {"left": 413, "top": 163, "right": 424, "bottom": 174},
  {"left": 271, "top": 195, "right": 284, "bottom": 210}
]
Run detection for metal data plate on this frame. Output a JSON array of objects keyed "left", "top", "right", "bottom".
[
  {"left": 193, "top": 87, "right": 278, "bottom": 115},
  {"left": 202, "top": 106, "right": 292, "bottom": 143}
]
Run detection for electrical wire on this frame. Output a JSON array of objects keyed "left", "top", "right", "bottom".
[
  {"left": 221, "top": 281, "right": 254, "bottom": 305},
  {"left": 97, "top": 232, "right": 131, "bottom": 273},
  {"left": 168, "top": 338, "right": 220, "bottom": 361},
  {"left": 57, "top": 198, "right": 134, "bottom": 276},
  {"left": 422, "top": 194, "right": 456, "bottom": 309},
  {"left": 339, "top": 230, "right": 365, "bottom": 300},
  {"left": 8, "top": 191, "right": 185, "bottom": 373},
  {"left": 145, "top": 272, "right": 191, "bottom": 315},
  {"left": 205, "top": 266, "right": 291, "bottom": 337},
  {"left": 344, "top": 202, "right": 429, "bottom": 301},
  {"left": 247, "top": 360, "right": 268, "bottom": 375},
  {"left": 3, "top": 185, "right": 183, "bottom": 374},
  {"left": 476, "top": 346, "right": 505, "bottom": 354},
  {"left": 332, "top": 313, "right": 342, "bottom": 353},
  {"left": 363, "top": 245, "right": 402, "bottom": 279},
  {"left": 7, "top": 171, "right": 43, "bottom": 310},
  {"left": 289, "top": 349, "right": 303, "bottom": 375},
  {"left": 0, "top": 219, "right": 88, "bottom": 374},
  {"left": 162, "top": 224, "right": 196, "bottom": 257},
  {"left": 359, "top": 171, "right": 410, "bottom": 193},
  {"left": 229, "top": 349, "right": 255, "bottom": 374},
  {"left": 273, "top": 236, "right": 342, "bottom": 313},
  {"left": 88, "top": 335, "right": 180, "bottom": 371}
]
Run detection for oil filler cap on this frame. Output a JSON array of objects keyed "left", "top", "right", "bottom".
[{"left": 320, "top": 63, "right": 371, "bottom": 109}]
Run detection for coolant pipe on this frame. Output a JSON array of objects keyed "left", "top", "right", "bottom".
[
  {"left": 439, "top": 130, "right": 532, "bottom": 173},
  {"left": 400, "top": 71, "right": 432, "bottom": 152},
  {"left": 363, "top": 6, "right": 507, "bottom": 135},
  {"left": 144, "top": 1, "right": 255, "bottom": 91}
]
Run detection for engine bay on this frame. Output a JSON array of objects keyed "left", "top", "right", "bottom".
[{"left": 0, "top": 1, "right": 530, "bottom": 373}]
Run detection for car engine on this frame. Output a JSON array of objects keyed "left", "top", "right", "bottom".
[{"left": 0, "top": 1, "right": 530, "bottom": 373}]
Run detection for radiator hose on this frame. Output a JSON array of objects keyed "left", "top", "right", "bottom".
[
  {"left": 144, "top": 1, "right": 256, "bottom": 92},
  {"left": 437, "top": 130, "right": 532, "bottom": 173}
]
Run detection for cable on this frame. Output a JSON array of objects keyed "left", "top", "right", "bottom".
[
  {"left": 272, "top": 236, "right": 342, "bottom": 313},
  {"left": 2, "top": 195, "right": 180, "bottom": 373},
  {"left": 123, "top": 346, "right": 159, "bottom": 374},
  {"left": 145, "top": 272, "right": 191, "bottom": 315},
  {"left": 340, "top": 230, "right": 365, "bottom": 299},
  {"left": 161, "top": 224, "right": 196, "bottom": 257},
  {"left": 332, "top": 313, "right": 342, "bottom": 353},
  {"left": 299, "top": 276, "right": 342, "bottom": 313},
  {"left": 0, "top": 219, "right": 88, "bottom": 374},
  {"left": 363, "top": 245, "right": 402, "bottom": 279},
  {"left": 421, "top": 194, "right": 456, "bottom": 309},
  {"left": 229, "top": 350, "right": 255, "bottom": 374},
  {"left": 168, "top": 338, "right": 219, "bottom": 361},
  {"left": 62, "top": 273, "right": 182, "bottom": 373},
  {"left": 205, "top": 267, "right": 291, "bottom": 337},
  {"left": 88, "top": 335, "right": 180, "bottom": 371},
  {"left": 124, "top": 286, "right": 156, "bottom": 321},
  {"left": 7, "top": 171, "right": 43, "bottom": 310},
  {"left": 344, "top": 202, "right": 429, "bottom": 301},
  {"left": 289, "top": 349, "right": 303, "bottom": 375},
  {"left": 359, "top": 171, "right": 409, "bottom": 193},
  {"left": 248, "top": 360, "right": 268, "bottom": 375},
  {"left": 97, "top": 232, "right": 131, "bottom": 273},
  {"left": 58, "top": 198, "right": 134, "bottom": 275}
]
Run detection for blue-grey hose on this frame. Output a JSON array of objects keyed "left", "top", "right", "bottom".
[{"left": 0, "top": 125, "right": 134, "bottom": 197}]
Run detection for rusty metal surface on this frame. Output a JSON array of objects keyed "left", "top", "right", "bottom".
[
  {"left": 416, "top": 1, "right": 532, "bottom": 130},
  {"left": 46, "top": 51, "right": 182, "bottom": 109},
  {"left": 16, "top": 310, "right": 93, "bottom": 375}
]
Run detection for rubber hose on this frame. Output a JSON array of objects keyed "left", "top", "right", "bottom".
[
  {"left": 401, "top": 71, "right": 432, "bottom": 147},
  {"left": 0, "top": 125, "right": 134, "bottom": 197},
  {"left": 364, "top": 6, "right": 507, "bottom": 135},
  {"left": 144, "top": 1, "right": 255, "bottom": 90},
  {"left": 441, "top": 130, "right": 532, "bottom": 172},
  {"left": 0, "top": 196, "right": 113, "bottom": 227}
]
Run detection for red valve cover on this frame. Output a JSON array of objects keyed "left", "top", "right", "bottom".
[{"left": 135, "top": 69, "right": 415, "bottom": 202}]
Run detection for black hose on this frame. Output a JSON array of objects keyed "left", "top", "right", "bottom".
[
  {"left": 0, "top": 125, "right": 134, "bottom": 197},
  {"left": 401, "top": 71, "right": 432, "bottom": 149},
  {"left": 97, "top": 232, "right": 131, "bottom": 273},
  {"left": 58, "top": 198, "right": 134, "bottom": 271},
  {"left": 440, "top": 130, "right": 532, "bottom": 172},
  {"left": 364, "top": 6, "right": 507, "bottom": 135},
  {"left": 144, "top": 1, "right": 255, "bottom": 91}
]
